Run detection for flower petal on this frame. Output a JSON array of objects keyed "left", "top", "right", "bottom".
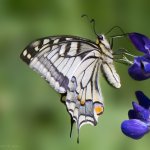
[
  {"left": 128, "top": 109, "right": 137, "bottom": 119},
  {"left": 121, "top": 119, "right": 149, "bottom": 139},
  {"left": 128, "top": 56, "right": 150, "bottom": 80},
  {"left": 135, "top": 91, "right": 150, "bottom": 109},
  {"left": 128, "top": 32, "right": 150, "bottom": 54},
  {"left": 142, "top": 55, "right": 150, "bottom": 72},
  {"left": 132, "top": 102, "right": 149, "bottom": 121}
]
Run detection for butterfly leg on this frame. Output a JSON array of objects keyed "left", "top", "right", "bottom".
[
  {"left": 60, "top": 93, "right": 76, "bottom": 140},
  {"left": 113, "top": 48, "right": 134, "bottom": 65},
  {"left": 110, "top": 35, "right": 125, "bottom": 49}
]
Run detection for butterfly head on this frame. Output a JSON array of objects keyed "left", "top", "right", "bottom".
[{"left": 96, "top": 34, "right": 111, "bottom": 49}]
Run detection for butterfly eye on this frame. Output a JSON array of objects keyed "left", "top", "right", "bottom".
[{"left": 98, "top": 34, "right": 103, "bottom": 41}]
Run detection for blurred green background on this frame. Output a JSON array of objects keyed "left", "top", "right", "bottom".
[{"left": 0, "top": 0, "right": 150, "bottom": 150}]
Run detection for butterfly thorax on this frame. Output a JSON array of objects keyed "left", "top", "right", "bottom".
[{"left": 96, "top": 35, "right": 113, "bottom": 64}]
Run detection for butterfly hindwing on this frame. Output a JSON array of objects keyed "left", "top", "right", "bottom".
[{"left": 66, "top": 53, "right": 104, "bottom": 129}]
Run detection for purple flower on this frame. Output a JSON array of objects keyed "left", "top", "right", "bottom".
[
  {"left": 128, "top": 33, "right": 150, "bottom": 80},
  {"left": 128, "top": 56, "right": 150, "bottom": 80},
  {"left": 128, "top": 32, "right": 150, "bottom": 55},
  {"left": 121, "top": 91, "right": 150, "bottom": 139}
]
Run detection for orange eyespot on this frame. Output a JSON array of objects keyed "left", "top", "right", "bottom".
[{"left": 94, "top": 105, "right": 103, "bottom": 115}]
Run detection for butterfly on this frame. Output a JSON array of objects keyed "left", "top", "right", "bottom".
[{"left": 20, "top": 19, "right": 121, "bottom": 142}]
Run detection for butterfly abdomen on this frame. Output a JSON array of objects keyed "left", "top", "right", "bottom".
[{"left": 97, "top": 37, "right": 121, "bottom": 89}]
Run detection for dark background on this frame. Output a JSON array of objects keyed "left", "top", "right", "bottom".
[{"left": 0, "top": 0, "right": 150, "bottom": 150}]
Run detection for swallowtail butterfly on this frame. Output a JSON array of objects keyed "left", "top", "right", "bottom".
[{"left": 20, "top": 19, "right": 121, "bottom": 142}]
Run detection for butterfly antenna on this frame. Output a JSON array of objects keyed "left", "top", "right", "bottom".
[
  {"left": 105, "top": 26, "right": 126, "bottom": 36},
  {"left": 81, "top": 14, "right": 98, "bottom": 37},
  {"left": 81, "top": 14, "right": 91, "bottom": 21},
  {"left": 90, "top": 19, "right": 99, "bottom": 37}
]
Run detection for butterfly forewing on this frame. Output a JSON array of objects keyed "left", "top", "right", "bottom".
[{"left": 20, "top": 35, "right": 120, "bottom": 134}]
